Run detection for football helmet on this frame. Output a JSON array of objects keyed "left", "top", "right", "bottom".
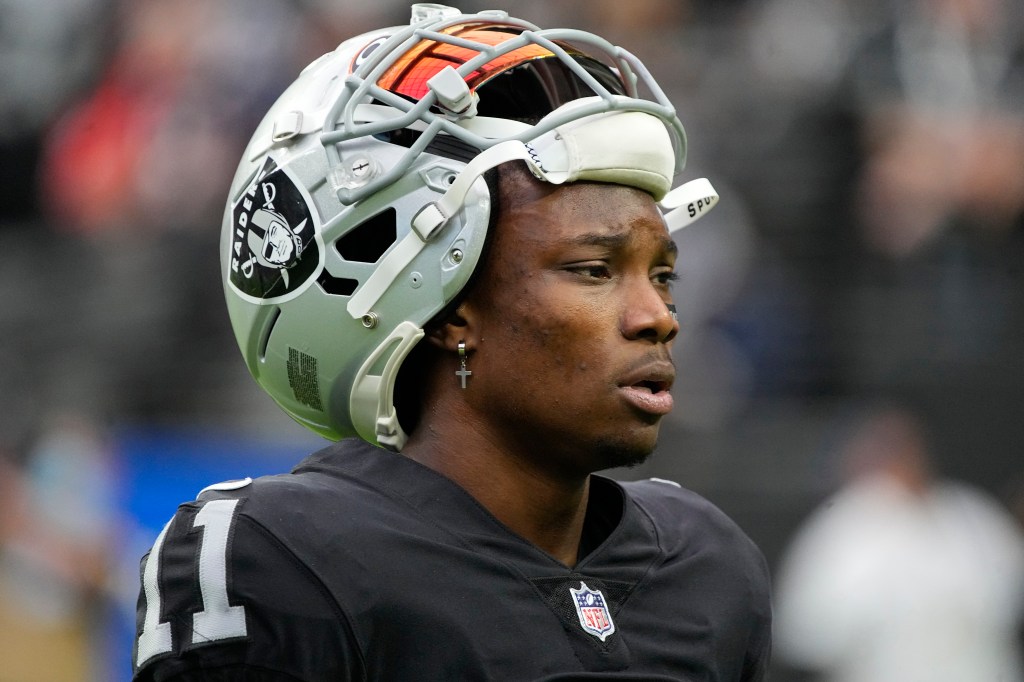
[{"left": 221, "top": 3, "right": 719, "bottom": 449}]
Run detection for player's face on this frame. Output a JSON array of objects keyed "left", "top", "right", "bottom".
[{"left": 462, "top": 171, "right": 679, "bottom": 475}]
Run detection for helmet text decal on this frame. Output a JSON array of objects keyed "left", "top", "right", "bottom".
[
  {"left": 229, "top": 157, "right": 321, "bottom": 303},
  {"left": 287, "top": 347, "right": 324, "bottom": 411}
]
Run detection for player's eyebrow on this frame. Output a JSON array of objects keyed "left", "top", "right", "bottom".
[
  {"left": 566, "top": 231, "right": 678, "bottom": 258},
  {"left": 567, "top": 232, "right": 628, "bottom": 249}
]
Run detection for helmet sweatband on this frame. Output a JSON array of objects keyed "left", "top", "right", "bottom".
[{"left": 525, "top": 110, "right": 675, "bottom": 200}]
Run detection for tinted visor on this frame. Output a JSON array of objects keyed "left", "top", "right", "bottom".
[{"left": 375, "top": 24, "right": 626, "bottom": 123}]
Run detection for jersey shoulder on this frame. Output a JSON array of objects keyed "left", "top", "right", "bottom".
[
  {"left": 620, "top": 477, "right": 771, "bottom": 592},
  {"left": 620, "top": 477, "right": 773, "bottom": 680},
  {"left": 132, "top": 448, "right": 366, "bottom": 681}
]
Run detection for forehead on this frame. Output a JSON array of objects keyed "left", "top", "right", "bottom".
[{"left": 492, "top": 165, "right": 673, "bottom": 253}]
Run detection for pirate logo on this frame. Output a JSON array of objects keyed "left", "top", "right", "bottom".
[
  {"left": 251, "top": 207, "right": 304, "bottom": 269},
  {"left": 569, "top": 582, "right": 616, "bottom": 642},
  {"left": 229, "top": 156, "right": 322, "bottom": 303}
]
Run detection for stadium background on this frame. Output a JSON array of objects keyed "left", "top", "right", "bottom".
[{"left": 1, "top": 0, "right": 1022, "bottom": 679}]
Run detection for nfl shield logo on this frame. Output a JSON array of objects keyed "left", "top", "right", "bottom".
[{"left": 570, "top": 582, "right": 616, "bottom": 642}]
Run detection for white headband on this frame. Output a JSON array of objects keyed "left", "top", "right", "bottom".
[{"left": 525, "top": 108, "right": 675, "bottom": 200}]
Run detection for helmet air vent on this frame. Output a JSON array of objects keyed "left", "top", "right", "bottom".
[
  {"left": 316, "top": 272, "right": 359, "bottom": 297},
  {"left": 335, "top": 208, "right": 398, "bottom": 264},
  {"left": 257, "top": 307, "right": 281, "bottom": 363}
]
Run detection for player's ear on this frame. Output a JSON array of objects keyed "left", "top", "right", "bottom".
[{"left": 426, "top": 301, "right": 479, "bottom": 353}]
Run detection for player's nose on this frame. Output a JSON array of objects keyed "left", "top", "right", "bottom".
[{"left": 621, "top": 277, "right": 678, "bottom": 344}]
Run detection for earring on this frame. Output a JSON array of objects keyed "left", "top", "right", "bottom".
[{"left": 456, "top": 340, "right": 472, "bottom": 389}]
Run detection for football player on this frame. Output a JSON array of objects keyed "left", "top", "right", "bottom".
[{"left": 133, "top": 4, "right": 771, "bottom": 680}]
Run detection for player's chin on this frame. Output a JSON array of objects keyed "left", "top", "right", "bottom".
[{"left": 591, "top": 424, "right": 662, "bottom": 471}]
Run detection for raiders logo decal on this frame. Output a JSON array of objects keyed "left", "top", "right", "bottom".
[{"left": 228, "top": 156, "right": 323, "bottom": 304}]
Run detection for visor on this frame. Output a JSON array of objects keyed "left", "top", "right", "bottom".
[{"left": 375, "top": 25, "right": 560, "bottom": 101}]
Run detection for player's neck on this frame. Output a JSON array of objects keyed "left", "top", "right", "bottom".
[{"left": 403, "top": 414, "right": 591, "bottom": 568}]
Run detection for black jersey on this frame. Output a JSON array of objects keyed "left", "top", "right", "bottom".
[{"left": 132, "top": 439, "right": 771, "bottom": 681}]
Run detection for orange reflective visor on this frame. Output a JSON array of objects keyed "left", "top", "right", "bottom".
[{"left": 375, "top": 24, "right": 555, "bottom": 101}]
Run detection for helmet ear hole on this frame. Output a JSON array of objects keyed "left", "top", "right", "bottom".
[{"left": 335, "top": 208, "right": 398, "bottom": 263}]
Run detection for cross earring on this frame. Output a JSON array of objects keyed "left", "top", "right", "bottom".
[{"left": 456, "top": 341, "right": 472, "bottom": 389}]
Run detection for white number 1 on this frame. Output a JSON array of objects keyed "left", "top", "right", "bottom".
[{"left": 136, "top": 499, "right": 248, "bottom": 669}]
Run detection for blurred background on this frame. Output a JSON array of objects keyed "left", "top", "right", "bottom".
[{"left": 1, "top": 0, "right": 1023, "bottom": 679}]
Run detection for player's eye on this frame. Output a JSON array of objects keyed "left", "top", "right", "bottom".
[
  {"left": 567, "top": 263, "right": 613, "bottom": 280},
  {"left": 653, "top": 270, "right": 679, "bottom": 287}
]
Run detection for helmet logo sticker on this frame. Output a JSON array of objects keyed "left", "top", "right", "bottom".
[
  {"left": 351, "top": 36, "right": 389, "bottom": 73},
  {"left": 229, "top": 156, "right": 323, "bottom": 304}
]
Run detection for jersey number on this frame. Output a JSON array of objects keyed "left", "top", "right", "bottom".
[{"left": 136, "top": 499, "right": 249, "bottom": 668}]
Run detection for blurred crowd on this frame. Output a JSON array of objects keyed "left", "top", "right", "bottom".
[{"left": 1, "top": 0, "right": 1023, "bottom": 679}]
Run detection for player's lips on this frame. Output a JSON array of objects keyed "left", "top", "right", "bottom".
[{"left": 617, "top": 362, "right": 675, "bottom": 416}]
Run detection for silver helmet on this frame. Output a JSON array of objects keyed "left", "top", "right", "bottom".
[{"left": 221, "top": 3, "right": 719, "bottom": 450}]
